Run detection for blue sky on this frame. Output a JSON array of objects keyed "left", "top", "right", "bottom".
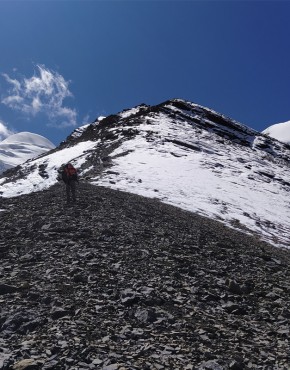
[{"left": 0, "top": 1, "right": 290, "bottom": 145}]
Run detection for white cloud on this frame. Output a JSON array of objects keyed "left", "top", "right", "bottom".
[
  {"left": 2, "top": 95, "right": 24, "bottom": 108},
  {"left": 2, "top": 73, "right": 21, "bottom": 93},
  {"left": 0, "top": 120, "right": 14, "bottom": 141},
  {"left": 1, "top": 65, "right": 77, "bottom": 128}
]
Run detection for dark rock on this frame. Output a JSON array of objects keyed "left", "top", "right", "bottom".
[
  {"left": 0, "top": 283, "right": 18, "bottom": 295},
  {"left": 1, "top": 313, "right": 28, "bottom": 333},
  {"left": 281, "top": 308, "right": 290, "bottom": 318},
  {"left": 120, "top": 289, "right": 139, "bottom": 306},
  {"left": 50, "top": 308, "right": 71, "bottom": 320},
  {"left": 229, "top": 359, "right": 245, "bottom": 370},
  {"left": 135, "top": 308, "right": 157, "bottom": 323},
  {"left": 226, "top": 279, "right": 243, "bottom": 295},
  {"left": 27, "top": 292, "right": 41, "bottom": 301},
  {"left": 20, "top": 319, "right": 45, "bottom": 333},
  {"left": 73, "top": 274, "right": 88, "bottom": 283},
  {"left": 42, "top": 360, "right": 60, "bottom": 369},
  {"left": 198, "top": 360, "right": 224, "bottom": 370}
]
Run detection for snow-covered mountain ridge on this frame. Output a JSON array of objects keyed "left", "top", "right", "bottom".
[
  {"left": 0, "top": 99, "right": 290, "bottom": 248},
  {"left": 0, "top": 132, "right": 55, "bottom": 174}
]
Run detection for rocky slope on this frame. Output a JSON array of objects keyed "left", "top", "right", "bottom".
[
  {"left": 0, "top": 182, "right": 289, "bottom": 369},
  {"left": 1, "top": 99, "right": 290, "bottom": 249}
]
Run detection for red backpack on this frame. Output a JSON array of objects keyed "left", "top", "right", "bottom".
[
  {"left": 65, "top": 164, "right": 77, "bottom": 177},
  {"left": 62, "top": 163, "right": 77, "bottom": 182}
]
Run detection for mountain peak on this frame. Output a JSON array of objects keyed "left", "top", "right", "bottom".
[
  {"left": 1, "top": 131, "right": 55, "bottom": 148},
  {"left": 1, "top": 99, "right": 290, "bottom": 248}
]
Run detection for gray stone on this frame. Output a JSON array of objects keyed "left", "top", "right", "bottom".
[
  {"left": 12, "top": 359, "right": 39, "bottom": 370},
  {"left": 198, "top": 361, "right": 224, "bottom": 370}
]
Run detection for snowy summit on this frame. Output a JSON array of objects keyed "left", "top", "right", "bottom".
[{"left": 0, "top": 132, "right": 55, "bottom": 174}]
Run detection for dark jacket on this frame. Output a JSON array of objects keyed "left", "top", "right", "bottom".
[{"left": 61, "top": 164, "right": 78, "bottom": 184}]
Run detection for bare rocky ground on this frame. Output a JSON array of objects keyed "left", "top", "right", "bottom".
[{"left": 0, "top": 182, "right": 289, "bottom": 370}]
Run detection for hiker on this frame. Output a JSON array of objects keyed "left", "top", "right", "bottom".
[{"left": 61, "top": 163, "right": 78, "bottom": 203}]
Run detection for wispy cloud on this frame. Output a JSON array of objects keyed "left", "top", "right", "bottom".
[
  {"left": 1, "top": 65, "right": 77, "bottom": 128},
  {"left": 0, "top": 120, "right": 14, "bottom": 141}
]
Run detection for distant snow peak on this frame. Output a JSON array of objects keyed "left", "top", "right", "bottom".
[
  {"left": 2, "top": 132, "right": 55, "bottom": 148},
  {"left": 263, "top": 121, "right": 290, "bottom": 144},
  {"left": 0, "top": 131, "right": 55, "bottom": 174}
]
